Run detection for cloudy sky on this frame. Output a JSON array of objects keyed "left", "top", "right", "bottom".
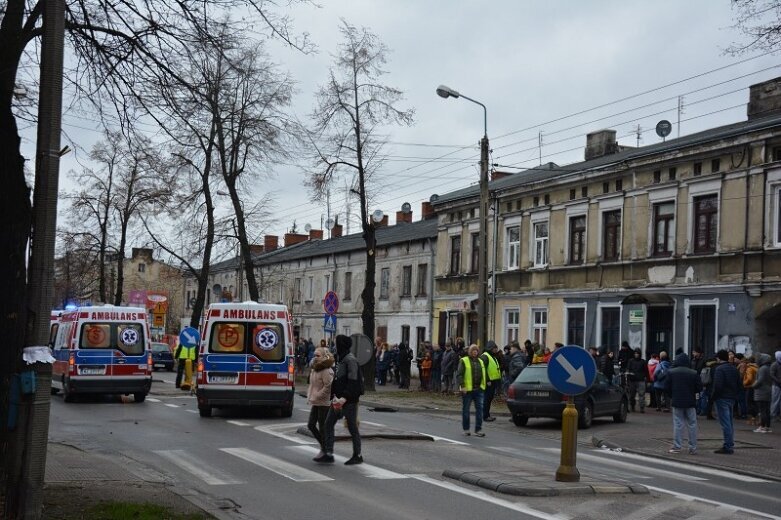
[{"left": 27, "top": 0, "right": 781, "bottom": 255}]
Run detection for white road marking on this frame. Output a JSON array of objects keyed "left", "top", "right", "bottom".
[
  {"left": 221, "top": 447, "right": 333, "bottom": 482},
  {"left": 185, "top": 409, "right": 198, "bottom": 414},
  {"left": 290, "top": 445, "right": 407, "bottom": 479},
  {"left": 540, "top": 448, "right": 707, "bottom": 481},
  {"left": 644, "top": 485, "right": 781, "bottom": 520},
  {"left": 164, "top": 403, "right": 179, "bottom": 408},
  {"left": 296, "top": 407, "right": 310, "bottom": 413},
  {"left": 410, "top": 474, "right": 570, "bottom": 520},
  {"left": 417, "top": 433, "right": 470, "bottom": 445},
  {"left": 154, "top": 450, "right": 243, "bottom": 485},
  {"left": 254, "top": 423, "right": 316, "bottom": 444},
  {"left": 360, "top": 421, "right": 386, "bottom": 427},
  {"left": 146, "top": 398, "right": 161, "bottom": 402},
  {"left": 596, "top": 449, "right": 769, "bottom": 482},
  {"left": 227, "top": 420, "right": 250, "bottom": 427}
]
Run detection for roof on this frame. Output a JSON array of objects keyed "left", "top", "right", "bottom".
[{"left": 432, "top": 112, "right": 781, "bottom": 206}]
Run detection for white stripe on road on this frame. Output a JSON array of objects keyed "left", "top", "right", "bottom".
[
  {"left": 596, "top": 449, "right": 769, "bottom": 482},
  {"left": 296, "top": 407, "right": 310, "bottom": 413},
  {"left": 644, "top": 485, "right": 781, "bottom": 520},
  {"left": 185, "top": 409, "right": 198, "bottom": 413},
  {"left": 221, "top": 447, "right": 332, "bottom": 482},
  {"left": 540, "top": 448, "right": 707, "bottom": 481},
  {"left": 164, "top": 403, "right": 179, "bottom": 408},
  {"left": 227, "top": 420, "right": 250, "bottom": 426},
  {"left": 416, "top": 433, "right": 470, "bottom": 446},
  {"left": 154, "top": 450, "right": 243, "bottom": 485},
  {"left": 410, "top": 474, "right": 570, "bottom": 520},
  {"left": 146, "top": 398, "right": 161, "bottom": 402},
  {"left": 290, "top": 445, "right": 407, "bottom": 479},
  {"left": 254, "top": 423, "right": 315, "bottom": 444}
]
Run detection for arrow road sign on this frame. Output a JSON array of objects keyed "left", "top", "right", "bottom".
[
  {"left": 323, "top": 313, "right": 337, "bottom": 334},
  {"left": 547, "top": 346, "right": 597, "bottom": 396},
  {"left": 179, "top": 326, "right": 201, "bottom": 348}
]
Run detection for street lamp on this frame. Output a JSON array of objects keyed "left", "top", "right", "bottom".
[{"left": 437, "top": 84, "right": 490, "bottom": 350}]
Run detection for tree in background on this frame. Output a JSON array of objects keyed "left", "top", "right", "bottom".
[
  {"left": 729, "top": 0, "right": 781, "bottom": 53},
  {"left": 306, "top": 20, "right": 414, "bottom": 387}
]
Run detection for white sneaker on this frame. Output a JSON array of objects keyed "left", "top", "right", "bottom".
[{"left": 753, "top": 427, "right": 767, "bottom": 433}]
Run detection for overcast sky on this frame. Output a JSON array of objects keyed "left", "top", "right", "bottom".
[{"left": 27, "top": 0, "right": 781, "bottom": 257}]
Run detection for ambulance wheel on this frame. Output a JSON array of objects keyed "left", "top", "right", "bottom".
[
  {"left": 279, "top": 401, "right": 294, "bottom": 418},
  {"left": 134, "top": 392, "right": 147, "bottom": 403},
  {"left": 199, "top": 406, "right": 212, "bottom": 418},
  {"left": 62, "top": 379, "right": 75, "bottom": 403}
]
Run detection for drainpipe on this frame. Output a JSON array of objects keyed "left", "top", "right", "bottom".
[{"left": 428, "top": 238, "right": 435, "bottom": 344}]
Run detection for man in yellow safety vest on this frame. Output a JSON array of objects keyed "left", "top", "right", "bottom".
[
  {"left": 175, "top": 342, "right": 197, "bottom": 390},
  {"left": 481, "top": 341, "right": 503, "bottom": 422},
  {"left": 457, "top": 344, "right": 486, "bottom": 437}
]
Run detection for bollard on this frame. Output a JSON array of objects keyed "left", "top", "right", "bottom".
[{"left": 556, "top": 396, "right": 580, "bottom": 482}]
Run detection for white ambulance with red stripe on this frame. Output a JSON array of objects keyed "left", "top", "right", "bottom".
[
  {"left": 51, "top": 305, "right": 152, "bottom": 402},
  {"left": 196, "top": 301, "right": 295, "bottom": 418}
]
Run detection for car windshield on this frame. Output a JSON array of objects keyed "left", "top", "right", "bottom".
[
  {"left": 514, "top": 366, "right": 550, "bottom": 385},
  {"left": 151, "top": 343, "right": 169, "bottom": 353}
]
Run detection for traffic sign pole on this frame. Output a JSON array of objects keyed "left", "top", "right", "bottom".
[{"left": 556, "top": 395, "right": 580, "bottom": 482}]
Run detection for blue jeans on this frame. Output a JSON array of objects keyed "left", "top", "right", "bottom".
[
  {"left": 715, "top": 398, "right": 735, "bottom": 451},
  {"left": 672, "top": 407, "right": 698, "bottom": 451},
  {"left": 462, "top": 390, "right": 484, "bottom": 432}
]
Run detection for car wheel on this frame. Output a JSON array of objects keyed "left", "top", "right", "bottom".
[
  {"left": 63, "top": 378, "right": 75, "bottom": 403},
  {"left": 50, "top": 385, "right": 59, "bottom": 395},
  {"left": 199, "top": 406, "right": 212, "bottom": 418},
  {"left": 279, "top": 400, "right": 294, "bottom": 418},
  {"left": 579, "top": 402, "right": 594, "bottom": 429},
  {"left": 134, "top": 392, "right": 147, "bottom": 403},
  {"left": 613, "top": 398, "right": 628, "bottom": 423},
  {"left": 512, "top": 413, "right": 529, "bottom": 426}
]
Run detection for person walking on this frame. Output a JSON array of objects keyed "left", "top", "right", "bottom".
[
  {"left": 653, "top": 351, "right": 671, "bottom": 412},
  {"left": 753, "top": 353, "right": 774, "bottom": 433},
  {"left": 618, "top": 341, "right": 633, "bottom": 374},
  {"left": 318, "top": 335, "right": 363, "bottom": 465},
  {"left": 457, "top": 344, "right": 486, "bottom": 437},
  {"left": 307, "top": 347, "right": 334, "bottom": 460},
  {"left": 626, "top": 348, "right": 648, "bottom": 413},
  {"left": 663, "top": 352, "right": 702, "bottom": 454},
  {"left": 712, "top": 349, "right": 741, "bottom": 454},
  {"left": 174, "top": 341, "right": 197, "bottom": 390},
  {"left": 481, "top": 341, "right": 503, "bottom": 422},
  {"left": 771, "top": 350, "right": 781, "bottom": 423}
]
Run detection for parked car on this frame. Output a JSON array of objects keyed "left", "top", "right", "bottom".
[
  {"left": 151, "top": 342, "right": 174, "bottom": 371},
  {"left": 505, "top": 363, "right": 628, "bottom": 429}
]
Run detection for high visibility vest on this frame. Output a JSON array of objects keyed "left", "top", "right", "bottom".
[
  {"left": 177, "top": 344, "right": 196, "bottom": 361},
  {"left": 461, "top": 356, "right": 486, "bottom": 391},
  {"left": 481, "top": 353, "right": 501, "bottom": 381}
]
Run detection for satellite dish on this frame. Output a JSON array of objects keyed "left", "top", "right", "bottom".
[
  {"left": 325, "top": 218, "right": 335, "bottom": 230},
  {"left": 656, "top": 120, "right": 672, "bottom": 139},
  {"left": 304, "top": 223, "right": 312, "bottom": 233},
  {"left": 429, "top": 194, "right": 440, "bottom": 203},
  {"left": 371, "top": 209, "right": 384, "bottom": 223},
  {"left": 401, "top": 202, "right": 412, "bottom": 213}
]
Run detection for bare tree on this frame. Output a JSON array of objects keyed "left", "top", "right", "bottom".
[
  {"left": 728, "top": 0, "right": 781, "bottom": 53},
  {"left": 306, "top": 20, "right": 414, "bottom": 345}
]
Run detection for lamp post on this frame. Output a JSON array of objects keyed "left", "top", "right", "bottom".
[{"left": 437, "top": 85, "right": 489, "bottom": 349}]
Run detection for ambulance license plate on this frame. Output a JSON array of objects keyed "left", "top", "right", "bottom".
[
  {"left": 80, "top": 366, "right": 106, "bottom": 375},
  {"left": 209, "top": 375, "right": 237, "bottom": 384},
  {"left": 526, "top": 391, "right": 549, "bottom": 398}
]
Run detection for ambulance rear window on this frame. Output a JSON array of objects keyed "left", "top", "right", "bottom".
[
  {"left": 209, "top": 322, "right": 285, "bottom": 362},
  {"left": 80, "top": 323, "right": 145, "bottom": 355}
]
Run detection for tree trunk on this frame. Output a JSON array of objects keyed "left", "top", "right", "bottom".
[
  {"left": 113, "top": 220, "right": 128, "bottom": 306},
  {"left": 226, "top": 180, "right": 258, "bottom": 301}
]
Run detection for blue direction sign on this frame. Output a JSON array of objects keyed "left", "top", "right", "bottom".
[
  {"left": 323, "top": 291, "right": 339, "bottom": 315},
  {"left": 179, "top": 326, "right": 201, "bottom": 348},
  {"left": 323, "top": 313, "right": 338, "bottom": 333},
  {"left": 547, "top": 346, "right": 597, "bottom": 396}
]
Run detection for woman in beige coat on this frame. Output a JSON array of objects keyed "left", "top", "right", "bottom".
[{"left": 307, "top": 347, "right": 335, "bottom": 459}]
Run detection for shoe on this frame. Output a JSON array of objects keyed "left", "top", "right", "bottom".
[
  {"left": 463, "top": 430, "right": 471, "bottom": 436},
  {"left": 766, "top": 429, "right": 773, "bottom": 433},
  {"left": 314, "top": 454, "right": 334, "bottom": 463},
  {"left": 344, "top": 455, "right": 363, "bottom": 465},
  {"left": 753, "top": 427, "right": 766, "bottom": 433},
  {"left": 668, "top": 448, "right": 681, "bottom": 454},
  {"left": 474, "top": 431, "right": 485, "bottom": 437},
  {"left": 713, "top": 448, "right": 734, "bottom": 454},
  {"left": 484, "top": 416, "right": 496, "bottom": 422},
  {"left": 688, "top": 449, "right": 697, "bottom": 455}
]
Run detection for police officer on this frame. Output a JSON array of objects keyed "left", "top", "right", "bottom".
[{"left": 480, "top": 341, "right": 503, "bottom": 422}]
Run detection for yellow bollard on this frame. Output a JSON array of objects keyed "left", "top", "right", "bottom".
[
  {"left": 181, "top": 359, "right": 193, "bottom": 391},
  {"left": 555, "top": 396, "right": 580, "bottom": 482}
]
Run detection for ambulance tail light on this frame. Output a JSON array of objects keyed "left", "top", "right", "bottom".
[
  {"left": 68, "top": 353, "right": 76, "bottom": 376},
  {"left": 146, "top": 352, "right": 153, "bottom": 374},
  {"left": 288, "top": 357, "right": 295, "bottom": 383},
  {"left": 197, "top": 360, "right": 204, "bottom": 383}
]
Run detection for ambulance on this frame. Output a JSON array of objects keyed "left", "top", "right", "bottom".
[
  {"left": 51, "top": 305, "right": 152, "bottom": 402},
  {"left": 196, "top": 301, "right": 295, "bottom": 418}
]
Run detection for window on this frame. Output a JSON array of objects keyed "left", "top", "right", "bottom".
[
  {"left": 603, "top": 182, "right": 609, "bottom": 194},
  {"left": 570, "top": 188, "right": 576, "bottom": 200},
  {"left": 416, "top": 264, "right": 428, "bottom": 296},
  {"left": 533, "top": 222, "right": 549, "bottom": 267},
  {"left": 449, "top": 236, "right": 461, "bottom": 274},
  {"left": 774, "top": 146, "right": 781, "bottom": 162},
  {"left": 653, "top": 202, "right": 675, "bottom": 255},
  {"left": 293, "top": 278, "right": 301, "bottom": 303},
  {"left": 544, "top": 194, "right": 550, "bottom": 205},
  {"left": 533, "top": 196, "right": 539, "bottom": 207},
  {"left": 324, "top": 274, "right": 330, "bottom": 292},
  {"left": 669, "top": 167, "right": 677, "bottom": 180},
  {"left": 505, "top": 309, "right": 519, "bottom": 345},
  {"left": 581, "top": 186, "right": 588, "bottom": 198},
  {"left": 569, "top": 215, "right": 586, "bottom": 264},
  {"left": 401, "top": 265, "right": 412, "bottom": 297},
  {"left": 470, "top": 232, "right": 480, "bottom": 274},
  {"left": 380, "top": 268, "right": 390, "bottom": 299},
  {"left": 516, "top": 200, "right": 522, "bottom": 210},
  {"left": 711, "top": 158, "right": 720, "bottom": 173},
  {"left": 600, "top": 307, "right": 620, "bottom": 349},
  {"left": 693, "top": 162, "right": 702, "bottom": 176},
  {"left": 306, "top": 276, "right": 313, "bottom": 301},
  {"left": 506, "top": 226, "right": 520, "bottom": 269},
  {"left": 506, "top": 202, "right": 512, "bottom": 212},
  {"left": 653, "top": 170, "right": 661, "bottom": 184},
  {"left": 344, "top": 272, "right": 352, "bottom": 301},
  {"left": 603, "top": 210, "right": 621, "bottom": 261},
  {"left": 776, "top": 188, "right": 781, "bottom": 245},
  {"left": 532, "top": 309, "right": 547, "bottom": 347},
  {"left": 615, "top": 179, "right": 623, "bottom": 191},
  {"left": 567, "top": 307, "right": 585, "bottom": 346},
  {"left": 693, "top": 194, "right": 718, "bottom": 253},
  {"left": 401, "top": 325, "right": 410, "bottom": 345},
  {"left": 138, "top": 263, "right": 146, "bottom": 273}
]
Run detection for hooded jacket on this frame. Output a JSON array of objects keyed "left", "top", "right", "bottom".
[
  {"left": 331, "top": 335, "right": 361, "bottom": 403},
  {"left": 307, "top": 356, "right": 334, "bottom": 407},
  {"left": 770, "top": 351, "right": 781, "bottom": 388},
  {"left": 712, "top": 358, "right": 741, "bottom": 401},
  {"left": 752, "top": 353, "right": 774, "bottom": 402},
  {"left": 663, "top": 353, "right": 702, "bottom": 409}
]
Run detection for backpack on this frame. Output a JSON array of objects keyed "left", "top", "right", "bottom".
[{"left": 700, "top": 366, "right": 712, "bottom": 386}]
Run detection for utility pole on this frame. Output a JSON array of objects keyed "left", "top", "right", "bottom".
[
  {"left": 677, "top": 96, "right": 685, "bottom": 138},
  {"left": 636, "top": 125, "right": 642, "bottom": 147},
  {"left": 478, "top": 135, "right": 489, "bottom": 350},
  {"left": 538, "top": 131, "right": 543, "bottom": 166}
]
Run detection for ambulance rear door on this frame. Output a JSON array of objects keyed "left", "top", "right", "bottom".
[
  {"left": 245, "top": 321, "right": 289, "bottom": 389},
  {"left": 204, "top": 320, "right": 249, "bottom": 389}
]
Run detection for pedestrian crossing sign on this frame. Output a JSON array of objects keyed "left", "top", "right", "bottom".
[{"left": 323, "top": 313, "right": 337, "bottom": 333}]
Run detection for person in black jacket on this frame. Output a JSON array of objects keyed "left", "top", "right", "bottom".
[
  {"left": 711, "top": 349, "right": 742, "bottom": 454},
  {"left": 664, "top": 352, "right": 702, "bottom": 454},
  {"left": 397, "top": 342, "right": 412, "bottom": 389},
  {"left": 318, "top": 335, "right": 363, "bottom": 465},
  {"left": 625, "top": 348, "right": 648, "bottom": 413}
]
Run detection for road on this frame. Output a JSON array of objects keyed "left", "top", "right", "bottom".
[{"left": 47, "top": 375, "right": 781, "bottom": 520}]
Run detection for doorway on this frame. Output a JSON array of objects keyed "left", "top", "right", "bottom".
[{"left": 646, "top": 306, "right": 673, "bottom": 358}]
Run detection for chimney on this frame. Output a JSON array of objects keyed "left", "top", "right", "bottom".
[
  {"left": 376, "top": 215, "right": 389, "bottom": 228},
  {"left": 748, "top": 77, "right": 781, "bottom": 120},
  {"left": 421, "top": 201, "right": 434, "bottom": 220},
  {"left": 585, "top": 129, "right": 618, "bottom": 161},
  {"left": 491, "top": 170, "right": 512, "bottom": 181},
  {"left": 395, "top": 210, "right": 413, "bottom": 224},
  {"left": 309, "top": 229, "right": 323, "bottom": 240},
  {"left": 264, "top": 235, "right": 278, "bottom": 252},
  {"left": 284, "top": 233, "right": 308, "bottom": 247},
  {"left": 249, "top": 244, "right": 264, "bottom": 255},
  {"left": 332, "top": 223, "right": 343, "bottom": 237}
]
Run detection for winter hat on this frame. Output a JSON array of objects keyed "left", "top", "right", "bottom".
[
  {"left": 486, "top": 340, "right": 498, "bottom": 351},
  {"left": 335, "top": 335, "right": 352, "bottom": 360},
  {"left": 673, "top": 352, "right": 690, "bottom": 367},
  {"left": 675, "top": 347, "right": 684, "bottom": 356},
  {"left": 716, "top": 349, "right": 730, "bottom": 362}
]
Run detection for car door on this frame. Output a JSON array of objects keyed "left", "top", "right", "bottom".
[{"left": 590, "top": 373, "right": 612, "bottom": 416}]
